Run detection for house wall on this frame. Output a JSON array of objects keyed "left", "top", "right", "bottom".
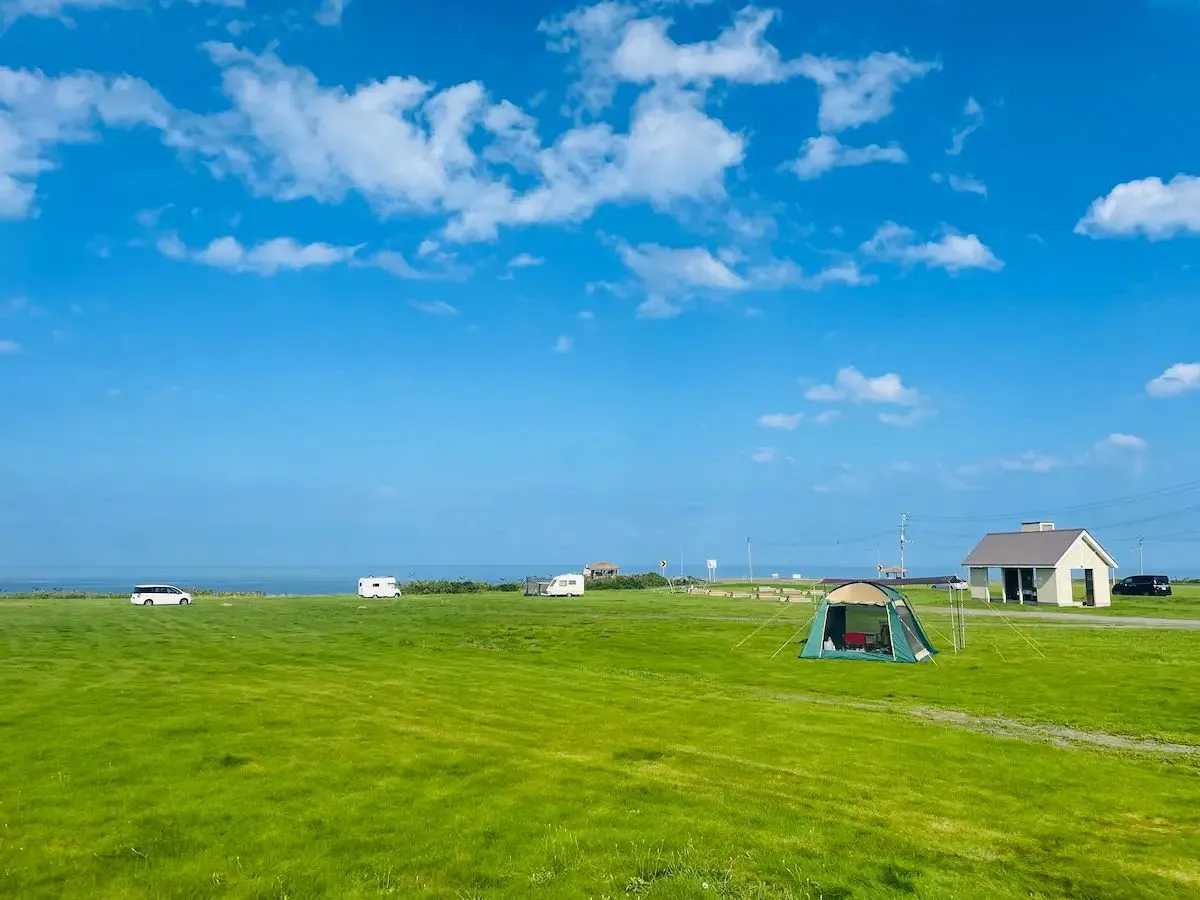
[
  {"left": 1057, "top": 537, "right": 1114, "bottom": 607},
  {"left": 967, "top": 566, "right": 990, "bottom": 601},
  {"left": 1036, "top": 566, "right": 1071, "bottom": 606}
]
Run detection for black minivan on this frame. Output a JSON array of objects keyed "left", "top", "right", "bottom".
[{"left": 1112, "top": 574, "right": 1172, "bottom": 596}]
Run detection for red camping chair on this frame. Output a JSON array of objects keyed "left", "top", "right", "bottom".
[{"left": 844, "top": 631, "right": 868, "bottom": 651}]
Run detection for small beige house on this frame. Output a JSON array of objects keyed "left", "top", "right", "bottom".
[{"left": 961, "top": 521, "right": 1118, "bottom": 607}]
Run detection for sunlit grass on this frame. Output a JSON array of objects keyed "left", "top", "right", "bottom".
[{"left": 1, "top": 591, "right": 1198, "bottom": 898}]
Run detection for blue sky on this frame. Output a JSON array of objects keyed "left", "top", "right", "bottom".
[{"left": 2, "top": 0, "right": 1200, "bottom": 572}]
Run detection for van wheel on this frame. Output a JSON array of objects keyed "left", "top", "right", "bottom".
[{"left": 143, "top": 599, "right": 153, "bottom": 606}]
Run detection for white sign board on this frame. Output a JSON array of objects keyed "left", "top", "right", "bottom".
[{"left": 706, "top": 559, "right": 717, "bottom": 570}]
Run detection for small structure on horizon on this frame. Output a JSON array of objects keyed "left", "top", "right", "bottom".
[
  {"left": 961, "top": 521, "right": 1118, "bottom": 607},
  {"left": 876, "top": 564, "right": 907, "bottom": 579},
  {"left": 584, "top": 561, "right": 620, "bottom": 578}
]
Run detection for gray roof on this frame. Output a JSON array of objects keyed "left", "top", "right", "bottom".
[{"left": 961, "top": 529, "right": 1087, "bottom": 567}]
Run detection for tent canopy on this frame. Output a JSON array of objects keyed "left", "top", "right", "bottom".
[{"left": 800, "top": 581, "right": 937, "bottom": 663}]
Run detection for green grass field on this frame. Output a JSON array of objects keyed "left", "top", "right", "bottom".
[{"left": 2, "top": 591, "right": 1199, "bottom": 899}]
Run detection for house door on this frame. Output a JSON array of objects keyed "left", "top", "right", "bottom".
[
  {"left": 1002, "top": 568, "right": 1020, "bottom": 603},
  {"left": 1083, "top": 569, "right": 1095, "bottom": 606}
]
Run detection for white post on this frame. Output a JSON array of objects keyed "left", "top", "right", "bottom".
[
  {"left": 1138, "top": 536, "right": 1144, "bottom": 575},
  {"left": 747, "top": 537, "right": 754, "bottom": 584},
  {"left": 948, "top": 584, "right": 957, "bottom": 652}
]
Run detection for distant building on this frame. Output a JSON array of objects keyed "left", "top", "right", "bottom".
[
  {"left": 961, "top": 521, "right": 1118, "bottom": 607},
  {"left": 584, "top": 561, "right": 620, "bottom": 578}
]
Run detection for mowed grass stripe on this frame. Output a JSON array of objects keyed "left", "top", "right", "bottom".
[{"left": 2, "top": 592, "right": 1199, "bottom": 898}]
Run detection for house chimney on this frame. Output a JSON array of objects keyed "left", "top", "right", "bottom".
[{"left": 1020, "top": 521, "right": 1055, "bottom": 532}]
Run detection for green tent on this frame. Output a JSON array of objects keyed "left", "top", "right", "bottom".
[{"left": 800, "top": 581, "right": 937, "bottom": 663}]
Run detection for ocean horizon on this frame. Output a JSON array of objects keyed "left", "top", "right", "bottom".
[{"left": 3, "top": 563, "right": 1198, "bottom": 595}]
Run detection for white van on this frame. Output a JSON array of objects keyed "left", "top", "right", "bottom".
[
  {"left": 131, "top": 584, "right": 192, "bottom": 605},
  {"left": 544, "top": 573, "right": 585, "bottom": 597},
  {"left": 358, "top": 576, "right": 401, "bottom": 598}
]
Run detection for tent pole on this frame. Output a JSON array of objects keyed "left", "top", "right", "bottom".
[
  {"left": 960, "top": 588, "right": 967, "bottom": 649},
  {"left": 948, "top": 585, "right": 957, "bottom": 652}
]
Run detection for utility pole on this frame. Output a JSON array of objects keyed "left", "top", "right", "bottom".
[
  {"left": 1137, "top": 535, "right": 1144, "bottom": 575},
  {"left": 747, "top": 537, "right": 754, "bottom": 584},
  {"left": 899, "top": 512, "right": 909, "bottom": 576}
]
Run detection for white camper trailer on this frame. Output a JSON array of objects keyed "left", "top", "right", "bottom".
[
  {"left": 544, "top": 573, "right": 585, "bottom": 597},
  {"left": 358, "top": 576, "right": 401, "bottom": 598}
]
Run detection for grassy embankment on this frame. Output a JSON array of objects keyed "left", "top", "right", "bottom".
[{"left": 1, "top": 590, "right": 1198, "bottom": 898}]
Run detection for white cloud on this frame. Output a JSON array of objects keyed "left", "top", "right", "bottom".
[
  {"left": 0, "top": 338, "right": 19, "bottom": 353},
  {"left": 814, "top": 409, "right": 840, "bottom": 424},
  {"left": 416, "top": 239, "right": 439, "bottom": 258},
  {"left": 542, "top": 4, "right": 799, "bottom": 115},
  {"left": 751, "top": 447, "right": 776, "bottom": 463},
  {"left": 743, "top": 257, "right": 876, "bottom": 292},
  {"left": 443, "top": 82, "right": 746, "bottom": 241},
  {"left": 805, "top": 365, "right": 919, "bottom": 405},
  {"left": 948, "top": 174, "right": 987, "bottom": 197},
  {"left": 758, "top": 412, "right": 802, "bottom": 430},
  {"left": 635, "top": 295, "right": 682, "bottom": 319},
  {"left": 157, "top": 232, "right": 360, "bottom": 275},
  {"left": 135, "top": 204, "right": 173, "bottom": 228},
  {"left": 795, "top": 52, "right": 938, "bottom": 134},
  {"left": 861, "top": 221, "right": 1002, "bottom": 273},
  {"left": 611, "top": 7, "right": 800, "bottom": 87},
  {"left": 1, "top": 296, "right": 30, "bottom": 315},
  {"left": 314, "top": 0, "right": 348, "bottom": 26},
  {"left": 1094, "top": 432, "right": 1147, "bottom": 452},
  {"left": 1087, "top": 433, "right": 1148, "bottom": 472},
  {"left": 371, "top": 248, "right": 467, "bottom": 281},
  {"left": 890, "top": 460, "right": 918, "bottom": 473},
  {"left": 617, "top": 240, "right": 868, "bottom": 318},
  {"left": 786, "top": 134, "right": 906, "bottom": 180},
  {"left": 879, "top": 408, "right": 934, "bottom": 427},
  {"left": 803, "top": 260, "right": 877, "bottom": 289},
  {"left": 933, "top": 172, "right": 987, "bottom": 197},
  {"left": 0, "top": 66, "right": 170, "bottom": 219},
  {"left": 998, "top": 451, "right": 1060, "bottom": 474},
  {"left": 507, "top": 252, "right": 544, "bottom": 268},
  {"left": 1146, "top": 362, "right": 1200, "bottom": 398},
  {"left": 725, "top": 209, "right": 775, "bottom": 240},
  {"left": 1075, "top": 175, "right": 1200, "bottom": 240},
  {"left": 166, "top": 41, "right": 742, "bottom": 244},
  {"left": 947, "top": 96, "right": 983, "bottom": 156},
  {"left": 554, "top": 334, "right": 574, "bottom": 353},
  {"left": 409, "top": 300, "right": 457, "bottom": 316},
  {"left": 586, "top": 280, "right": 625, "bottom": 297},
  {"left": 813, "top": 469, "right": 860, "bottom": 493},
  {"left": 0, "top": 0, "right": 243, "bottom": 29},
  {"left": 619, "top": 242, "right": 746, "bottom": 292},
  {"left": 578, "top": 310, "right": 595, "bottom": 321}
]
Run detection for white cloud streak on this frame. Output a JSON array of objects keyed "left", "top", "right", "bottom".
[
  {"left": 1075, "top": 175, "right": 1200, "bottom": 240},
  {"left": 1146, "top": 362, "right": 1200, "bottom": 397},
  {"left": 861, "top": 221, "right": 1002, "bottom": 273},
  {"left": 786, "top": 134, "right": 906, "bottom": 180}
]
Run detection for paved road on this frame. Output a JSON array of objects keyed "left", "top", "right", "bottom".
[{"left": 914, "top": 606, "right": 1200, "bottom": 630}]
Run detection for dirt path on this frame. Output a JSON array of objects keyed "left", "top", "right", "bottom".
[{"left": 772, "top": 692, "right": 1200, "bottom": 755}]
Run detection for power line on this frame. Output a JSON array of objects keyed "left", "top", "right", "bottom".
[{"left": 909, "top": 478, "right": 1200, "bottom": 523}]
